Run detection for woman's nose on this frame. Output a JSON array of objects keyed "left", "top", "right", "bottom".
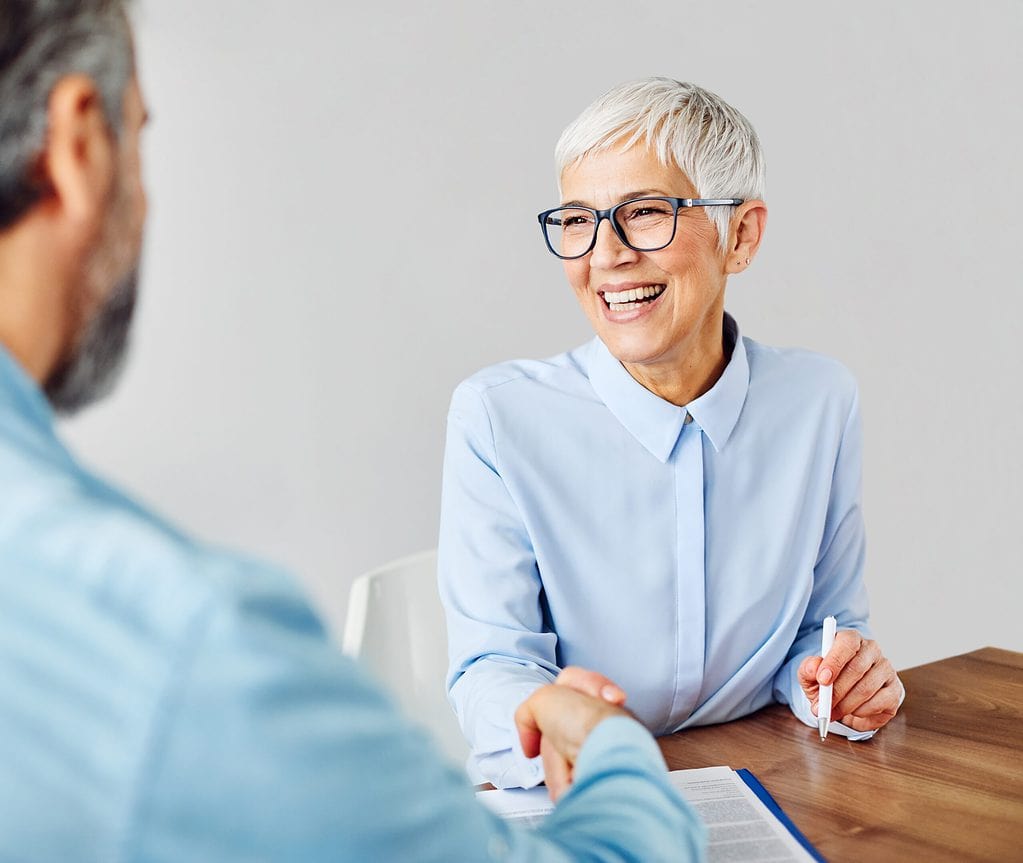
[{"left": 588, "top": 218, "right": 641, "bottom": 269}]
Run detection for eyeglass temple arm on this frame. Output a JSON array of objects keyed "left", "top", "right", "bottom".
[{"left": 685, "top": 198, "right": 745, "bottom": 206}]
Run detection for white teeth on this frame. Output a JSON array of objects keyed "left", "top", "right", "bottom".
[{"left": 603, "top": 284, "right": 665, "bottom": 305}]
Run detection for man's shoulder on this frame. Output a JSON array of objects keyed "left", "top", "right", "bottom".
[
  {"left": 0, "top": 430, "right": 302, "bottom": 642},
  {"left": 0, "top": 436, "right": 333, "bottom": 861}
]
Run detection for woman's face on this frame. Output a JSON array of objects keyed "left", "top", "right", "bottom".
[{"left": 559, "top": 143, "right": 728, "bottom": 374}]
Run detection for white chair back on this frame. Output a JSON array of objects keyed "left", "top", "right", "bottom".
[{"left": 342, "top": 549, "right": 469, "bottom": 765}]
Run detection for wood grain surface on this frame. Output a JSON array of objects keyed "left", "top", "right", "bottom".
[{"left": 658, "top": 647, "right": 1023, "bottom": 861}]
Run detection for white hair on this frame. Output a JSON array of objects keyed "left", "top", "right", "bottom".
[{"left": 555, "top": 77, "right": 765, "bottom": 250}]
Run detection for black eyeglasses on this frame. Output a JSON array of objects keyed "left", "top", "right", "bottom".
[{"left": 537, "top": 196, "right": 743, "bottom": 260}]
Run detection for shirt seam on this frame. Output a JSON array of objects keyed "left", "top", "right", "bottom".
[
  {"left": 814, "top": 384, "right": 860, "bottom": 569},
  {"left": 459, "top": 371, "right": 539, "bottom": 400},
  {"left": 116, "top": 593, "right": 220, "bottom": 861},
  {"left": 669, "top": 451, "right": 681, "bottom": 733},
  {"left": 467, "top": 386, "right": 503, "bottom": 478}
]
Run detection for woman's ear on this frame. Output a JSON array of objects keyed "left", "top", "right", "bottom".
[{"left": 724, "top": 200, "right": 767, "bottom": 274}]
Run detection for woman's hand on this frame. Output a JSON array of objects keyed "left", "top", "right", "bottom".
[
  {"left": 554, "top": 665, "right": 627, "bottom": 706},
  {"left": 798, "top": 631, "right": 903, "bottom": 733}
]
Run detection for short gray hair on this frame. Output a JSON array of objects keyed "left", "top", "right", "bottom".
[
  {"left": 0, "top": 0, "right": 133, "bottom": 230},
  {"left": 555, "top": 77, "right": 766, "bottom": 250}
]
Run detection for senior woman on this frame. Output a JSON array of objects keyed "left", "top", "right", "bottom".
[{"left": 439, "top": 77, "right": 903, "bottom": 790}]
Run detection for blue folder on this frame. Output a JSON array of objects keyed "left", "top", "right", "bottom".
[{"left": 736, "top": 769, "right": 827, "bottom": 862}]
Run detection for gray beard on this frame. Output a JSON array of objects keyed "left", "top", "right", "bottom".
[{"left": 44, "top": 265, "right": 139, "bottom": 415}]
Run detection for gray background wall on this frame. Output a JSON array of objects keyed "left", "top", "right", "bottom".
[{"left": 63, "top": 0, "right": 1022, "bottom": 671}]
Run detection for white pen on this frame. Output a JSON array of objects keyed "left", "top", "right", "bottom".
[{"left": 818, "top": 616, "right": 837, "bottom": 741}]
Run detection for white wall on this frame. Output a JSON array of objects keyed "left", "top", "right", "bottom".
[{"left": 63, "top": 0, "right": 1023, "bottom": 670}]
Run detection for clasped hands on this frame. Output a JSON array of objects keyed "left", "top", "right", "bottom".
[
  {"left": 514, "top": 667, "right": 629, "bottom": 802},
  {"left": 517, "top": 633, "right": 903, "bottom": 802}
]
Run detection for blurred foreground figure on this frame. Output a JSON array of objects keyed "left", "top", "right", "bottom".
[{"left": 0, "top": 2, "right": 703, "bottom": 860}]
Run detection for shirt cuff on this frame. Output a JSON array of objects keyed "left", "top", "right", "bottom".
[
  {"left": 507, "top": 725, "right": 545, "bottom": 788},
  {"left": 465, "top": 678, "right": 549, "bottom": 789},
  {"left": 572, "top": 716, "right": 668, "bottom": 783}
]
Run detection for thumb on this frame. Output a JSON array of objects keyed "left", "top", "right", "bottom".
[{"left": 514, "top": 700, "right": 542, "bottom": 759}]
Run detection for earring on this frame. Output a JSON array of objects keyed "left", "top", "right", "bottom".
[{"left": 745, "top": 258, "right": 750, "bottom": 265}]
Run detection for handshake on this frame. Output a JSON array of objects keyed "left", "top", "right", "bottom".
[{"left": 515, "top": 666, "right": 630, "bottom": 801}]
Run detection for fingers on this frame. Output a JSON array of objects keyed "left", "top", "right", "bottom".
[
  {"left": 809, "top": 629, "right": 902, "bottom": 731},
  {"left": 514, "top": 684, "right": 630, "bottom": 794},
  {"left": 834, "top": 673, "right": 902, "bottom": 730},
  {"left": 832, "top": 652, "right": 893, "bottom": 716},
  {"left": 514, "top": 698, "right": 543, "bottom": 759},
  {"left": 848, "top": 688, "right": 899, "bottom": 728},
  {"left": 828, "top": 637, "right": 889, "bottom": 709},
  {"left": 817, "top": 630, "right": 881, "bottom": 710},
  {"left": 816, "top": 629, "right": 865, "bottom": 688},
  {"left": 837, "top": 685, "right": 900, "bottom": 732},
  {"left": 540, "top": 735, "right": 572, "bottom": 802},
  {"left": 556, "top": 666, "right": 626, "bottom": 705},
  {"left": 801, "top": 631, "right": 904, "bottom": 728},
  {"left": 798, "top": 655, "right": 822, "bottom": 703}
]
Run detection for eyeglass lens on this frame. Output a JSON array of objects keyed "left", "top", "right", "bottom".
[{"left": 543, "top": 198, "right": 677, "bottom": 258}]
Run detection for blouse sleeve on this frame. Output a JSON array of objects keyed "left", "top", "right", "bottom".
[
  {"left": 773, "top": 383, "right": 875, "bottom": 739},
  {"left": 439, "top": 381, "right": 561, "bottom": 788}
]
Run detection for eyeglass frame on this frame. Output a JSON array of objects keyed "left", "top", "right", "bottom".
[{"left": 536, "top": 196, "right": 744, "bottom": 260}]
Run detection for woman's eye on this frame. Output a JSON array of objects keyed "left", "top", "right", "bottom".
[{"left": 626, "top": 206, "right": 670, "bottom": 220}]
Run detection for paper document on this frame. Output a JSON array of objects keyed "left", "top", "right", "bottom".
[{"left": 477, "top": 766, "right": 820, "bottom": 862}]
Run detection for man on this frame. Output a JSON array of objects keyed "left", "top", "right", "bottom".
[{"left": 0, "top": 2, "right": 704, "bottom": 861}]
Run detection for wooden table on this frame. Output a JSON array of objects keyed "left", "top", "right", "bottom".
[{"left": 658, "top": 647, "right": 1023, "bottom": 861}]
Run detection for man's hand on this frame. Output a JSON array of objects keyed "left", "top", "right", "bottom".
[
  {"left": 798, "top": 630, "right": 903, "bottom": 733},
  {"left": 515, "top": 684, "right": 631, "bottom": 802}
]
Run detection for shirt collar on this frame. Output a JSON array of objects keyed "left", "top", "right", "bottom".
[
  {"left": 686, "top": 314, "right": 749, "bottom": 453},
  {"left": 586, "top": 313, "right": 750, "bottom": 463},
  {"left": 0, "top": 342, "right": 58, "bottom": 437}
]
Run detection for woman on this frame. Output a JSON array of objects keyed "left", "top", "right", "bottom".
[{"left": 439, "top": 77, "right": 903, "bottom": 789}]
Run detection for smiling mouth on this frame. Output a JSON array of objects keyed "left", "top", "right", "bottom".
[{"left": 600, "top": 284, "right": 666, "bottom": 312}]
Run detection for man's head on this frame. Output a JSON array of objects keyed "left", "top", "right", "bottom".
[{"left": 0, "top": 0, "right": 146, "bottom": 413}]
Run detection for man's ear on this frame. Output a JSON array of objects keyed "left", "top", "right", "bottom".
[
  {"left": 40, "top": 74, "right": 116, "bottom": 235},
  {"left": 724, "top": 200, "right": 767, "bottom": 274}
]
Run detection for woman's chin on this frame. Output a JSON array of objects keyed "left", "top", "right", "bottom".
[{"left": 599, "top": 331, "right": 671, "bottom": 368}]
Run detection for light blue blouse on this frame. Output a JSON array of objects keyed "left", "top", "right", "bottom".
[
  {"left": 440, "top": 315, "right": 874, "bottom": 789},
  {"left": 0, "top": 344, "right": 704, "bottom": 862}
]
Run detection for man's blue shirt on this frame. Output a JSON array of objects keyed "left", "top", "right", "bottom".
[
  {"left": 0, "top": 344, "right": 703, "bottom": 862},
  {"left": 440, "top": 315, "right": 874, "bottom": 789}
]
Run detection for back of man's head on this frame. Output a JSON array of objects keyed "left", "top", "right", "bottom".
[{"left": 0, "top": 0, "right": 133, "bottom": 231}]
